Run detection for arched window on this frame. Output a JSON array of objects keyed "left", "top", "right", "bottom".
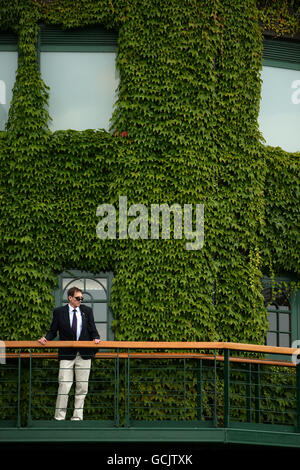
[{"left": 54, "top": 270, "right": 114, "bottom": 340}]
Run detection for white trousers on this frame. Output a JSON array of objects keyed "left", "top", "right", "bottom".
[{"left": 54, "top": 353, "right": 91, "bottom": 420}]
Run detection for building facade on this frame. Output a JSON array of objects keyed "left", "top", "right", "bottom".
[{"left": 0, "top": 0, "right": 299, "bottom": 452}]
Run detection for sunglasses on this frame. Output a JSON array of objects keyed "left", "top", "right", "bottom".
[{"left": 74, "top": 296, "right": 84, "bottom": 301}]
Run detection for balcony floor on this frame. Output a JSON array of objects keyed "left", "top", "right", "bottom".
[{"left": 1, "top": 420, "right": 300, "bottom": 449}]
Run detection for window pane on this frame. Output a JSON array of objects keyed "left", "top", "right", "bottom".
[
  {"left": 86, "top": 278, "right": 107, "bottom": 290},
  {"left": 267, "top": 311, "right": 277, "bottom": 331},
  {"left": 41, "top": 51, "right": 118, "bottom": 131},
  {"left": 278, "top": 305, "right": 289, "bottom": 311},
  {"left": 85, "top": 303, "right": 107, "bottom": 322},
  {"left": 85, "top": 278, "right": 107, "bottom": 300},
  {"left": 279, "top": 333, "right": 290, "bottom": 347},
  {"left": 62, "top": 278, "right": 85, "bottom": 296},
  {"left": 258, "top": 66, "right": 300, "bottom": 152},
  {"left": 0, "top": 51, "right": 18, "bottom": 130},
  {"left": 95, "top": 323, "right": 107, "bottom": 340},
  {"left": 279, "top": 313, "right": 290, "bottom": 332},
  {"left": 267, "top": 332, "right": 277, "bottom": 346},
  {"left": 62, "top": 301, "right": 107, "bottom": 322}
]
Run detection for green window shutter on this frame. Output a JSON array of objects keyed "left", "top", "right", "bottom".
[
  {"left": 263, "top": 38, "right": 300, "bottom": 70},
  {"left": 39, "top": 25, "right": 118, "bottom": 52},
  {"left": 0, "top": 31, "right": 18, "bottom": 51}
]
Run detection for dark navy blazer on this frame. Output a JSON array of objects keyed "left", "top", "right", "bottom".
[{"left": 45, "top": 304, "right": 100, "bottom": 360}]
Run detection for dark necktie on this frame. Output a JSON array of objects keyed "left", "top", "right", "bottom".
[{"left": 72, "top": 308, "right": 77, "bottom": 339}]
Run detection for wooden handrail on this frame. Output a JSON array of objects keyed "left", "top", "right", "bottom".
[
  {"left": 3, "top": 351, "right": 296, "bottom": 367},
  {"left": 2, "top": 340, "right": 298, "bottom": 356}
]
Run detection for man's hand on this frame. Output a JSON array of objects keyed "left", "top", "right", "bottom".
[
  {"left": 94, "top": 338, "right": 101, "bottom": 344},
  {"left": 38, "top": 337, "right": 47, "bottom": 345}
]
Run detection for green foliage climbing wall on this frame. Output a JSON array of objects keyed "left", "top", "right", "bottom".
[{"left": 0, "top": 0, "right": 299, "bottom": 346}]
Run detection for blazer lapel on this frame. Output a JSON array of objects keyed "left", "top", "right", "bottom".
[
  {"left": 63, "top": 304, "right": 73, "bottom": 335},
  {"left": 78, "top": 306, "right": 86, "bottom": 340}
]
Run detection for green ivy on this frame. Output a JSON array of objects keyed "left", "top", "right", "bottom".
[
  {"left": 257, "top": 0, "right": 300, "bottom": 36},
  {"left": 0, "top": 1, "right": 299, "bottom": 421}
]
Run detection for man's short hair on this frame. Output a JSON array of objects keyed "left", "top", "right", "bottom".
[{"left": 67, "top": 286, "right": 83, "bottom": 298}]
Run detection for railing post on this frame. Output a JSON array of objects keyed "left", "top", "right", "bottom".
[
  {"left": 183, "top": 358, "right": 186, "bottom": 420},
  {"left": 254, "top": 364, "right": 261, "bottom": 423},
  {"left": 197, "top": 359, "right": 202, "bottom": 421},
  {"left": 114, "top": 349, "right": 120, "bottom": 427},
  {"left": 213, "top": 350, "right": 218, "bottom": 427},
  {"left": 17, "top": 350, "right": 21, "bottom": 428},
  {"left": 125, "top": 348, "right": 130, "bottom": 427},
  {"left": 28, "top": 349, "right": 32, "bottom": 426},
  {"left": 246, "top": 363, "right": 252, "bottom": 423},
  {"left": 296, "top": 362, "right": 300, "bottom": 431},
  {"left": 224, "top": 349, "right": 230, "bottom": 428}
]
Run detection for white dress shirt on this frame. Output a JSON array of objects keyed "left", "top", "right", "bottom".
[{"left": 69, "top": 304, "right": 82, "bottom": 340}]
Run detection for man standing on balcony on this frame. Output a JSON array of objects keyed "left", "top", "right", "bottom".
[{"left": 38, "top": 286, "right": 101, "bottom": 421}]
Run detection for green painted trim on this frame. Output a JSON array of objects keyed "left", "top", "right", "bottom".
[
  {"left": 0, "top": 31, "right": 18, "bottom": 51},
  {"left": 0, "top": 421, "right": 18, "bottom": 428},
  {"left": 39, "top": 25, "right": 117, "bottom": 53},
  {"left": 0, "top": 44, "right": 18, "bottom": 51},
  {"left": 128, "top": 420, "right": 216, "bottom": 428},
  {"left": 228, "top": 420, "right": 294, "bottom": 432},
  {"left": 263, "top": 38, "right": 300, "bottom": 71},
  {"left": 291, "top": 289, "right": 300, "bottom": 344},
  {"left": 1, "top": 424, "right": 300, "bottom": 447},
  {"left": 225, "top": 427, "right": 300, "bottom": 449},
  {"left": 29, "top": 419, "right": 116, "bottom": 428},
  {"left": 40, "top": 45, "right": 116, "bottom": 52},
  {"left": 263, "top": 59, "right": 300, "bottom": 70}
]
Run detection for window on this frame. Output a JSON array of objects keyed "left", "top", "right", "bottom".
[
  {"left": 54, "top": 270, "right": 114, "bottom": 340},
  {"left": 264, "top": 285, "right": 291, "bottom": 347},
  {"left": 263, "top": 275, "right": 300, "bottom": 349},
  {"left": 258, "top": 38, "right": 300, "bottom": 153},
  {"left": 0, "top": 31, "right": 18, "bottom": 131},
  {"left": 39, "top": 25, "right": 119, "bottom": 132}
]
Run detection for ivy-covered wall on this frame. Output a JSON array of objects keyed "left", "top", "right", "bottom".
[{"left": 0, "top": 0, "right": 299, "bottom": 344}]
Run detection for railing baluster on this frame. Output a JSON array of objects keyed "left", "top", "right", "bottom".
[
  {"left": 255, "top": 363, "right": 261, "bottom": 424},
  {"left": 197, "top": 359, "right": 202, "bottom": 421},
  {"left": 17, "top": 350, "right": 21, "bottom": 428},
  {"left": 224, "top": 349, "right": 230, "bottom": 428},
  {"left": 213, "top": 350, "right": 218, "bottom": 427},
  {"left": 246, "top": 363, "right": 252, "bottom": 423},
  {"left": 28, "top": 349, "right": 32, "bottom": 426},
  {"left": 115, "top": 348, "right": 120, "bottom": 427},
  {"left": 184, "top": 358, "right": 186, "bottom": 420},
  {"left": 125, "top": 348, "right": 130, "bottom": 427}
]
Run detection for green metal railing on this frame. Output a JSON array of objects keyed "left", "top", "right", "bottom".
[{"left": 0, "top": 341, "right": 299, "bottom": 438}]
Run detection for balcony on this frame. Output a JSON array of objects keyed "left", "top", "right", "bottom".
[{"left": 1, "top": 341, "right": 300, "bottom": 448}]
